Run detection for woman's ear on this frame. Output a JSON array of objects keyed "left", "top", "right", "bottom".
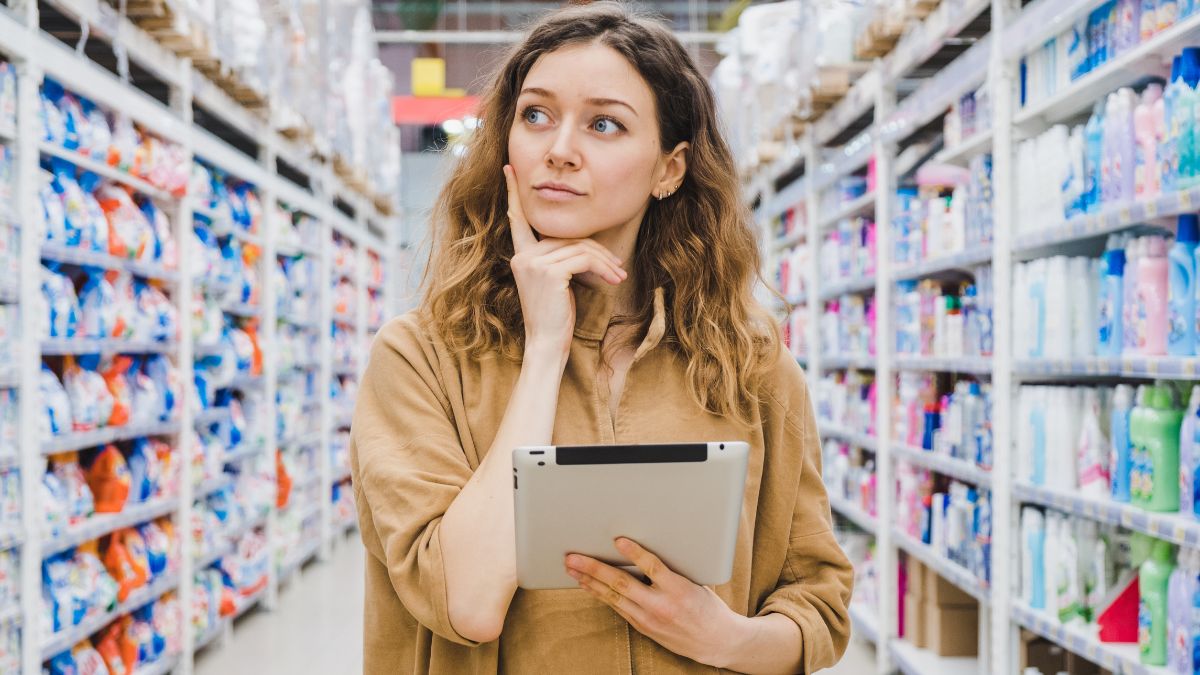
[{"left": 653, "top": 141, "right": 690, "bottom": 199}]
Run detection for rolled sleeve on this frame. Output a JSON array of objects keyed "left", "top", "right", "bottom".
[{"left": 351, "top": 317, "right": 482, "bottom": 647}]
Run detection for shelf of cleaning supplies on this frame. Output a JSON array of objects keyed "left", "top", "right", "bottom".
[
  {"left": 279, "top": 431, "right": 322, "bottom": 449},
  {"left": 0, "top": 370, "right": 16, "bottom": 389},
  {"left": 772, "top": 228, "right": 807, "bottom": 252},
  {"left": 40, "top": 572, "right": 181, "bottom": 658},
  {"left": 39, "top": 141, "right": 175, "bottom": 203},
  {"left": 881, "top": 34, "right": 992, "bottom": 145},
  {"left": 224, "top": 373, "right": 264, "bottom": 391},
  {"left": 278, "top": 538, "right": 322, "bottom": 586},
  {"left": 197, "top": 474, "right": 234, "bottom": 498},
  {"left": 332, "top": 310, "right": 356, "bottom": 326},
  {"left": 1003, "top": 0, "right": 1098, "bottom": 62},
  {"left": 221, "top": 301, "right": 261, "bottom": 319},
  {"left": 197, "top": 540, "right": 234, "bottom": 570},
  {"left": 1010, "top": 602, "right": 1141, "bottom": 674},
  {"left": 829, "top": 494, "right": 878, "bottom": 534},
  {"left": 889, "top": 639, "right": 981, "bottom": 675},
  {"left": 818, "top": 191, "right": 876, "bottom": 231},
  {"left": 210, "top": 220, "right": 263, "bottom": 248},
  {"left": 232, "top": 585, "right": 268, "bottom": 620},
  {"left": 892, "top": 527, "right": 990, "bottom": 604},
  {"left": 0, "top": 527, "right": 23, "bottom": 551},
  {"left": 221, "top": 444, "right": 262, "bottom": 465},
  {"left": 41, "top": 243, "right": 180, "bottom": 283},
  {"left": 892, "top": 444, "right": 993, "bottom": 487},
  {"left": 194, "top": 406, "right": 230, "bottom": 428},
  {"left": 818, "top": 422, "right": 879, "bottom": 452},
  {"left": 41, "top": 338, "right": 176, "bottom": 355},
  {"left": 1015, "top": 187, "right": 1200, "bottom": 257},
  {"left": 849, "top": 602, "right": 880, "bottom": 646},
  {"left": 819, "top": 274, "right": 877, "bottom": 300},
  {"left": 820, "top": 354, "right": 877, "bottom": 371},
  {"left": 886, "top": 0, "right": 993, "bottom": 81},
  {"left": 894, "top": 355, "right": 993, "bottom": 376},
  {"left": 1014, "top": 356, "right": 1200, "bottom": 379},
  {"left": 1014, "top": 482, "right": 1200, "bottom": 548},
  {"left": 42, "top": 495, "right": 179, "bottom": 558},
  {"left": 932, "top": 129, "right": 994, "bottom": 168},
  {"left": 892, "top": 246, "right": 994, "bottom": 281},
  {"left": 1014, "top": 11, "right": 1200, "bottom": 134},
  {"left": 42, "top": 419, "right": 181, "bottom": 455}
]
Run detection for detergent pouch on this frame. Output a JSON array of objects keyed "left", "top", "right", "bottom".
[
  {"left": 141, "top": 199, "right": 176, "bottom": 268},
  {"left": 97, "top": 184, "right": 149, "bottom": 260},
  {"left": 71, "top": 641, "right": 109, "bottom": 675},
  {"left": 40, "top": 366, "right": 72, "bottom": 436},
  {"left": 138, "top": 522, "right": 169, "bottom": 576},
  {"left": 76, "top": 545, "right": 119, "bottom": 614},
  {"left": 54, "top": 92, "right": 84, "bottom": 152},
  {"left": 52, "top": 452, "right": 94, "bottom": 522},
  {"left": 50, "top": 161, "right": 89, "bottom": 249},
  {"left": 76, "top": 172, "right": 109, "bottom": 254},
  {"left": 135, "top": 282, "right": 175, "bottom": 343},
  {"left": 40, "top": 171, "right": 67, "bottom": 244},
  {"left": 78, "top": 269, "right": 117, "bottom": 338},
  {"left": 128, "top": 359, "right": 161, "bottom": 426},
  {"left": 42, "top": 553, "right": 81, "bottom": 632},
  {"left": 95, "top": 624, "right": 129, "bottom": 675},
  {"left": 41, "top": 265, "right": 79, "bottom": 339},
  {"left": 86, "top": 444, "right": 130, "bottom": 514},
  {"left": 143, "top": 356, "right": 177, "bottom": 421},
  {"left": 109, "top": 113, "right": 137, "bottom": 175},
  {"left": 41, "top": 470, "right": 69, "bottom": 537},
  {"left": 103, "top": 531, "right": 141, "bottom": 603},
  {"left": 102, "top": 357, "right": 133, "bottom": 427},
  {"left": 108, "top": 272, "right": 135, "bottom": 340},
  {"left": 80, "top": 100, "right": 112, "bottom": 163},
  {"left": 133, "top": 604, "right": 164, "bottom": 662},
  {"left": 230, "top": 328, "right": 254, "bottom": 374},
  {"left": 63, "top": 357, "right": 112, "bottom": 431},
  {"left": 122, "top": 528, "right": 151, "bottom": 585},
  {"left": 40, "top": 85, "right": 66, "bottom": 144},
  {"left": 125, "top": 439, "right": 159, "bottom": 503}
]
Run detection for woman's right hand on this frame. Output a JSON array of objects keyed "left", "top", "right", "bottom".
[{"left": 504, "top": 165, "right": 627, "bottom": 360}]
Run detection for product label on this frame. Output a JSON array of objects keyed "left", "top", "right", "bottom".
[
  {"left": 1099, "top": 294, "right": 1115, "bottom": 345},
  {"left": 1141, "top": 598, "right": 1153, "bottom": 655}
]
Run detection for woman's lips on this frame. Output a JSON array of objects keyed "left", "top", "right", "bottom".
[{"left": 534, "top": 186, "right": 585, "bottom": 202}]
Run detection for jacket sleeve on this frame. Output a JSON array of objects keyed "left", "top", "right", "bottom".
[
  {"left": 350, "top": 316, "right": 482, "bottom": 647},
  {"left": 756, "top": 358, "right": 854, "bottom": 673}
]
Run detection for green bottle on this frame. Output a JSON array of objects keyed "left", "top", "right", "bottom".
[
  {"left": 1139, "top": 538, "right": 1176, "bottom": 665},
  {"left": 1130, "top": 385, "right": 1183, "bottom": 511}
]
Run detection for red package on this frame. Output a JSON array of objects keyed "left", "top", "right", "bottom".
[{"left": 87, "top": 444, "right": 131, "bottom": 513}]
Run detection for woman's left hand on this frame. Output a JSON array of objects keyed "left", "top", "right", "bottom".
[{"left": 565, "top": 538, "right": 743, "bottom": 668}]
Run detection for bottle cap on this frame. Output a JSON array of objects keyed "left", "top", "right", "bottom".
[
  {"left": 1106, "top": 248, "right": 1125, "bottom": 276},
  {"left": 1172, "top": 55, "right": 1183, "bottom": 83},
  {"left": 1181, "top": 48, "right": 1200, "bottom": 89},
  {"left": 1178, "top": 214, "right": 1199, "bottom": 244}
]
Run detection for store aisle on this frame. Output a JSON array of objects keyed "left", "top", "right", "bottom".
[{"left": 196, "top": 533, "right": 365, "bottom": 675}]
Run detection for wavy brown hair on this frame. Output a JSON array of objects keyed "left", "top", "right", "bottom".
[{"left": 419, "top": 1, "right": 781, "bottom": 426}]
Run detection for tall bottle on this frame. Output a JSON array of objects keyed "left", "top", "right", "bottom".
[
  {"left": 1099, "top": 235, "right": 1127, "bottom": 356},
  {"left": 1086, "top": 102, "right": 1107, "bottom": 212},
  {"left": 1163, "top": 56, "right": 1184, "bottom": 194},
  {"left": 1115, "top": 88, "right": 1139, "bottom": 202},
  {"left": 1139, "top": 236, "right": 1170, "bottom": 356},
  {"left": 1171, "top": 215, "right": 1200, "bottom": 355},
  {"left": 1131, "top": 384, "right": 1183, "bottom": 511},
  {"left": 1181, "top": 386, "right": 1200, "bottom": 517},
  {"left": 1179, "top": 48, "right": 1200, "bottom": 188},
  {"left": 1140, "top": 538, "right": 1176, "bottom": 666},
  {"left": 1135, "top": 82, "right": 1165, "bottom": 198},
  {"left": 1125, "top": 237, "right": 1144, "bottom": 354},
  {"left": 1113, "top": 384, "right": 1137, "bottom": 502}
]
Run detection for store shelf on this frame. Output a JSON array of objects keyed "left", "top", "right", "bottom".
[
  {"left": 881, "top": 34, "right": 991, "bottom": 145},
  {"left": 39, "top": 142, "right": 174, "bottom": 203},
  {"left": 1015, "top": 482, "right": 1200, "bottom": 547},
  {"left": 41, "top": 338, "right": 175, "bottom": 355},
  {"left": 932, "top": 130, "right": 994, "bottom": 167},
  {"left": 222, "top": 444, "right": 263, "bottom": 465},
  {"left": 41, "top": 243, "right": 179, "bottom": 283},
  {"left": 818, "top": 191, "right": 876, "bottom": 230},
  {"left": 42, "top": 419, "right": 180, "bottom": 455},
  {"left": 197, "top": 540, "right": 234, "bottom": 569},
  {"left": 1010, "top": 602, "right": 1142, "bottom": 673},
  {"left": 892, "top": 246, "right": 994, "bottom": 281},
  {"left": 1014, "top": 356, "right": 1200, "bottom": 379},
  {"left": 892, "top": 528, "right": 990, "bottom": 604},
  {"left": 892, "top": 444, "right": 992, "bottom": 487},
  {"left": 818, "top": 422, "right": 878, "bottom": 451},
  {"left": 197, "top": 475, "right": 234, "bottom": 498},
  {"left": 819, "top": 274, "right": 876, "bottom": 300},
  {"left": 889, "top": 639, "right": 980, "bottom": 675},
  {"left": 232, "top": 586, "right": 268, "bottom": 620},
  {"left": 1015, "top": 12, "right": 1200, "bottom": 134},
  {"left": 0, "top": 527, "right": 23, "bottom": 551},
  {"left": 221, "top": 301, "right": 261, "bottom": 319},
  {"left": 43, "top": 495, "right": 179, "bottom": 557},
  {"left": 829, "top": 494, "right": 878, "bottom": 534},
  {"left": 848, "top": 603, "right": 880, "bottom": 646},
  {"left": 195, "top": 406, "right": 231, "bottom": 427},
  {"left": 1018, "top": 187, "right": 1200, "bottom": 258},
  {"left": 41, "top": 572, "right": 180, "bottom": 658},
  {"left": 210, "top": 221, "right": 263, "bottom": 248},
  {"left": 225, "top": 373, "right": 264, "bottom": 390},
  {"left": 894, "top": 355, "right": 992, "bottom": 376},
  {"left": 819, "top": 354, "right": 877, "bottom": 370},
  {"left": 279, "top": 539, "right": 321, "bottom": 584}
]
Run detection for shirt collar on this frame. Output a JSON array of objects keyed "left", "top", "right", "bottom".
[{"left": 570, "top": 282, "right": 667, "bottom": 358}]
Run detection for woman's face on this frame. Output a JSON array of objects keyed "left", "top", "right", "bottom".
[{"left": 507, "top": 42, "right": 677, "bottom": 245}]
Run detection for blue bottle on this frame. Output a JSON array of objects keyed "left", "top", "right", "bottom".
[
  {"left": 1113, "top": 384, "right": 1136, "bottom": 502},
  {"left": 1100, "top": 236, "right": 1126, "bottom": 356},
  {"left": 1164, "top": 56, "right": 1184, "bottom": 194},
  {"left": 1170, "top": 215, "right": 1199, "bottom": 355},
  {"left": 1086, "top": 102, "right": 1107, "bottom": 212},
  {"left": 1177, "top": 48, "right": 1200, "bottom": 189}
]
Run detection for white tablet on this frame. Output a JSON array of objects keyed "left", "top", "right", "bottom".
[{"left": 513, "top": 442, "right": 749, "bottom": 590}]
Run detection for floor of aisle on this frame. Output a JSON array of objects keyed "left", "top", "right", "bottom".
[
  {"left": 196, "top": 533, "right": 365, "bottom": 675},
  {"left": 194, "top": 532, "right": 873, "bottom": 674}
]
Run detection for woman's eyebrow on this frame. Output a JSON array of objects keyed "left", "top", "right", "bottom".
[{"left": 519, "top": 87, "right": 639, "bottom": 118}]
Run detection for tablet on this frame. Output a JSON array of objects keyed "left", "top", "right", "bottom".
[{"left": 513, "top": 442, "right": 749, "bottom": 590}]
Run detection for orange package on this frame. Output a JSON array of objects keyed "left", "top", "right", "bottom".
[
  {"left": 104, "top": 529, "right": 149, "bottom": 602},
  {"left": 87, "top": 444, "right": 131, "bottom": 513},
  {"left": 101, "top": 357, "right": 134, "bottom": 427},
  {"left": 95, "top": 621, "right": 130, "bottom": 675},
  {"left": 276, "top": 450, "right": 291, "bottom": 510},
  {"left": 242, "top": 324, "right": 264, "bottom": 376}
]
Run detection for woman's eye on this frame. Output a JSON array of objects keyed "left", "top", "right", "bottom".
[
  {"left": 523, "top": 108, "right": 549, "bottom": 125},
  {"left": 593, "top": 117, "right": 623, "bottom": 135}
]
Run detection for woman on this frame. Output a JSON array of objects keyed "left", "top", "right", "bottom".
[{"left": 350, "top": 3, "right": 853, "bottom": 673}]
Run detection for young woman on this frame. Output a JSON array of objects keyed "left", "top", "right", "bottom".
[{"left": 350, "top": 3, "right": 853, "bottom": 673}]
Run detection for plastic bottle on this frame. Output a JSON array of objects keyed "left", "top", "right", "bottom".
[
  {"left": 1023, "top": 507, "right": 1046, "bottom": 610},
  {"left": 1099, "top": 236, "right": 1126, "bottom": 356},
  {"left": 1160, "top": 0, "right": 1179, "bottom": 31},
  {"left": 1182, "top": 386, "right": 1200, "bottom": 516},
  {"left": 1139, "top": 236, "right": 1170, "bottom": 356},
  {"left": 1163, "top": 56, "right": 1185, "bottom": 194},
  {"left": 1078, "top": 388, "right": 1111, "bottom": 498},
  {"left": 1193, "top": 400, "right": 1200, "bottom": 517},
  {"left": 1140, "top": 537, "right": 1176, "bottom": 665},
  {"left": 1170, "top": 215, "right": 1200, "bottom": 356},
  {"left": 1103, "top": 93, "right": 1121, "bottom": 204},
  {"left": 1141, "top": 0, "right": 1159, "bottom": 41},
  {"left": 1179, "top": 48, "right": 1200, "bottom": 188},
  {"left": 1112, "top": 384, "right": 1136, "bottom": 502},
  {"left": 1131, "top": 384, "right": 1183, "bottom": 511},
  {"left": 1168, "top": 548, "right": 1192, "bottom": 673},
  {"left": 1116, "top": 88, "right": 1139, "bottom": 202},
  {"left": 1135, "top": 82, "right": 1165, "bottom": 198}
]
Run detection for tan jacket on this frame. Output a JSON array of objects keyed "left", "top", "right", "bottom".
[{"left": 350, "top": 283, "right": 853, "bottom": 674}]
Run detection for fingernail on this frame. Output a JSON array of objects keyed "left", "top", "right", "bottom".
[{"left": 566, "top": 569, "right": 581, "bottom": 579}]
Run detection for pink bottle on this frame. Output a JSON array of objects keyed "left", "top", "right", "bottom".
[
  {"left": 867, "top": 296, "right": 877, "bottom": 356},
  {"left": 1135, "top": 83, "right": 1165, "bottom": 198},
  {"left": 1138, "top": 235, "right": 1171, "bottom": 355}
]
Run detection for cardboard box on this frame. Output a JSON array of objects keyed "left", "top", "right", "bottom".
[
  {"left": 925, "top": 564, "right": 977, "bottom": 607},
  {"left": 906, "top": 557, "right": 928, "bottom": 598},
  {"left": 904, "top": 594, "right": 928, "bottom": 649},
  {"left": 1019, "top": 630, "right": 1067, "bottom": 674},
  {"left": 925, "top": 602, "right": 979, "bottom": 657}
]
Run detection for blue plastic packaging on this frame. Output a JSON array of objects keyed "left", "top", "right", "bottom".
[
  {"left": 1100, "top": 241, "right": 1126, "bottom": 355},
  {"left": 1170, "top": 215, "right": 1199, "bottom": 355}
]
